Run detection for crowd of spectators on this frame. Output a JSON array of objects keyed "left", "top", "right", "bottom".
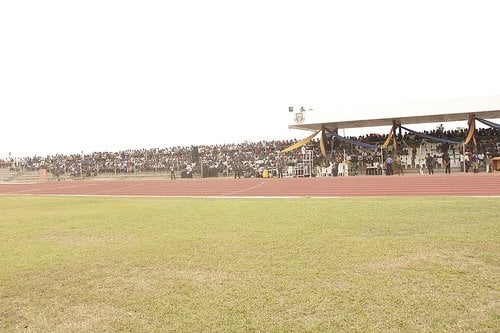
[
  {"left": 1, "top": 126, "right": 498, "bottom": 178},
  {"left": 0, "top": 141, "right": 298, "bottom": 178},
  {"left": 327, "top": 126, "right": 498, "bottom": 174}
]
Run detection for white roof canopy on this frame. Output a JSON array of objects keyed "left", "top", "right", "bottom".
[{"left": 288, "top": 96, "right": 500, "bottom": 132}]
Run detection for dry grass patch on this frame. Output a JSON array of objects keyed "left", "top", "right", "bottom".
[{"left": 0, "top": 195, "right": 499, "bottom": 332}]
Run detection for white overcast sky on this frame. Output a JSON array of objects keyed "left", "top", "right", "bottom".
[{"left": 1, "top": 0, "right": 499, "bottom": 158}]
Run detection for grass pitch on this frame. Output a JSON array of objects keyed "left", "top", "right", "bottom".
[{"left": 0, "top": 195, "right": 499, "bottom": 332}]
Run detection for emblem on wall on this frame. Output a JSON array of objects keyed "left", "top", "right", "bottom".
[{"left": 294, "top": 112, "right": 305, "bottom": 124}]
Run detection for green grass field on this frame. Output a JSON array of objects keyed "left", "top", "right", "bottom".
[{"left": 1, "top": 195, "right": 499, "bottom": 332}]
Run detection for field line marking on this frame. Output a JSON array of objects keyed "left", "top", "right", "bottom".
[
  {"left": 221, "top": 181, "right": 266, "bottom": 196},
  {"left": 8, "top": 183, "right": 97, "bottom": 194},
  {"left": 0, "top": 193, "right": 499, "bottom": 199},
  {"left": 90, "top": 182, "right": 146, "bottom": 194}
]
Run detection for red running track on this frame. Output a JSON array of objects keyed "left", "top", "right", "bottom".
[{"left": 0, "top": 174, "right": 499, "bottom": 197}]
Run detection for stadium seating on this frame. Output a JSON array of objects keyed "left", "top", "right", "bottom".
[{"left": 1, "top": 127, "right": 497, "bottom": 182}]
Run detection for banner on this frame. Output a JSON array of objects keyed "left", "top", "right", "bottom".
[
  {"left": 330, "top": 133, "right": 380, "bottom": 149},
  {"left": 476, "top": 117, "right": 500, "bottom": 130},
  {"left": 463, "top": 115, "right": 476, "bottom": 145},
  {"left": 280, "top": 129, "right": 321, "bottom": 153},
  {"left": 381, "top": 124, "right": 396, "bottom": 149},
  {"left": 392, "top": 125, "right": 398, "bottom": 151},
  {"left": 319, "top": 129, "right": 327, "bottom": 157},
  {"left": 400, "top": 125, "right": 461, "bottom": 145},
  {"left": 39, "top": 168, "right": 47, "bottom": 182}
]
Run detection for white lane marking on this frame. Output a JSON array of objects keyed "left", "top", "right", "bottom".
[
  {"left": 0, "top": 193, "right": 499, "bottom": 199},
  {"left": 8, "top": 183, "right": 97, "bottom": 194},
  {"left": 90, "top": 182, "right": 145, "bottom": 194},
  {"left": 221, "top": 181, "right": 267, "bottom": 196}
]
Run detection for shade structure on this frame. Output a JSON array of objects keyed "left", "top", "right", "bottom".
[{"left": 289, "top": 96, "right": 500, "bottom": 132}]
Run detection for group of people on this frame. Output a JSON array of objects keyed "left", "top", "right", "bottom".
[
  {"left": 1, "top": 140, "right": 300, "bottom": 179},
  {"left": 384, "top": 149, "right": 494, "bottom": 176},
  {"left": 1, "top": 126, "right": 497, "bottom": 178}
]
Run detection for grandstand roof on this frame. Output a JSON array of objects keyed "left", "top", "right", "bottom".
[{"left": 288, "top": 95, "right": 500, "bottom": 132}]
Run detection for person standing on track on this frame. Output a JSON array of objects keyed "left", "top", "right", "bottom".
[
  {"left": 443, "top": 152, "right": 451, "bottom": 174},
  {"left": 472, "top": 152, "right": 479, "bottom": 173},
  {"left": 464, "top": 152, "right": 471, "bottom": 173},
  {"left": 385, "top": 154, "right": 393, "bottom": 176},
  {"left": 234, "top": 162, "right": 241, "bottom": 179},
  {"left": 170, "top": 165, "right": 176, "bottom": 180},
  {"left": 276, "top": 158, "right": 284, "bottom": 178},
  {"left": 394, "top": 154, "right": 403, "bottom": 175},
  {"left": 425, "top": 153, "right": 434, "bottom": 175},
  {"left": 485, "top": 153, "right": 492, "bottom": 173}
]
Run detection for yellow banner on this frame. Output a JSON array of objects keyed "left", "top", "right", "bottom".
[
  {"left": 281, "top": 130, "right": 321, "bottom": 153},
  {"left": 320, "top": 129, "right": 327, "bottom": 157},
  {"left": 381, "top": 124, "right": 396, "bottom": 149},
  {"left": 464, "top": 116, "right": 476, "bottom": 145}
]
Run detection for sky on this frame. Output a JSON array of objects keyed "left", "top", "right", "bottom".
[{"left": 1, "top": 0, "right": 499, "bottom": 158}]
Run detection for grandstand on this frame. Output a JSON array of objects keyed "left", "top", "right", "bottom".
[
  {"left": 286, "top": 96, "right": 500, "bottom": 176},
  {"left": 0, "top": 97, "right": 499, "bottom": 182}
]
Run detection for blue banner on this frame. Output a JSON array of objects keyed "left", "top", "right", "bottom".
[
  {"left": 327, "top": 133, "right": 380, "bottom": 149},
  {"left": 400, "top": 126, "right": 461, "bottom": 144},
  {"left": 476, "top": 118, "right": 500, "bottom": 130}
]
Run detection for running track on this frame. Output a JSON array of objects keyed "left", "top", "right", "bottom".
[{"left": 0, "top": 174, "right": 499, "bottom": 197}]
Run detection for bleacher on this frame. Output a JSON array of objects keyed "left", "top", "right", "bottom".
[
  {"left": 0, "top": 168, "right": 41, "bottom": 183},
  {"left": 1, "top": 126, "right": 497, "bottom": 183}
]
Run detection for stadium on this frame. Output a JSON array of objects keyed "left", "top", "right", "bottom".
[{"left": 1, "top": 96, "right": 499, "bottom": 331}]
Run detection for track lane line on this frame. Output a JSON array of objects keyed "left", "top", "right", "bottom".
[{"left": 221, "top": 181, "right": 266, "bottom": 196}]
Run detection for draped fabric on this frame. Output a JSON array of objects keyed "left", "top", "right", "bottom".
[
  {"left": 330, "top": 133, "right": 380, "bottom": 149},
  {"left": 400, "top": 125, "right": 461, "bottom": 144},
  {"left": 319, "top": 129, "right": 327, "bottom": 157},
  {"left": 463, "top": 116, "right": 476, "bottom": 146},
  {"left": 280, "top": 129, "right": 321, "bottom": 153},
  {"left": 281, "top": 114, "right": 483, "bottom": 154},
  {"left": 381, "top": 124, "right": 396, "bottom": 149},
  {"left": 392, "top": 125, "right": 398, "bottom": 151},
  {"left": 476, "top": 117, "right": 500, "bottom": 130}
]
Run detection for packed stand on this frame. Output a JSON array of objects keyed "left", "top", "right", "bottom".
[{"left": 1, "top": 126, "right": 498, "bottom": 178}]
